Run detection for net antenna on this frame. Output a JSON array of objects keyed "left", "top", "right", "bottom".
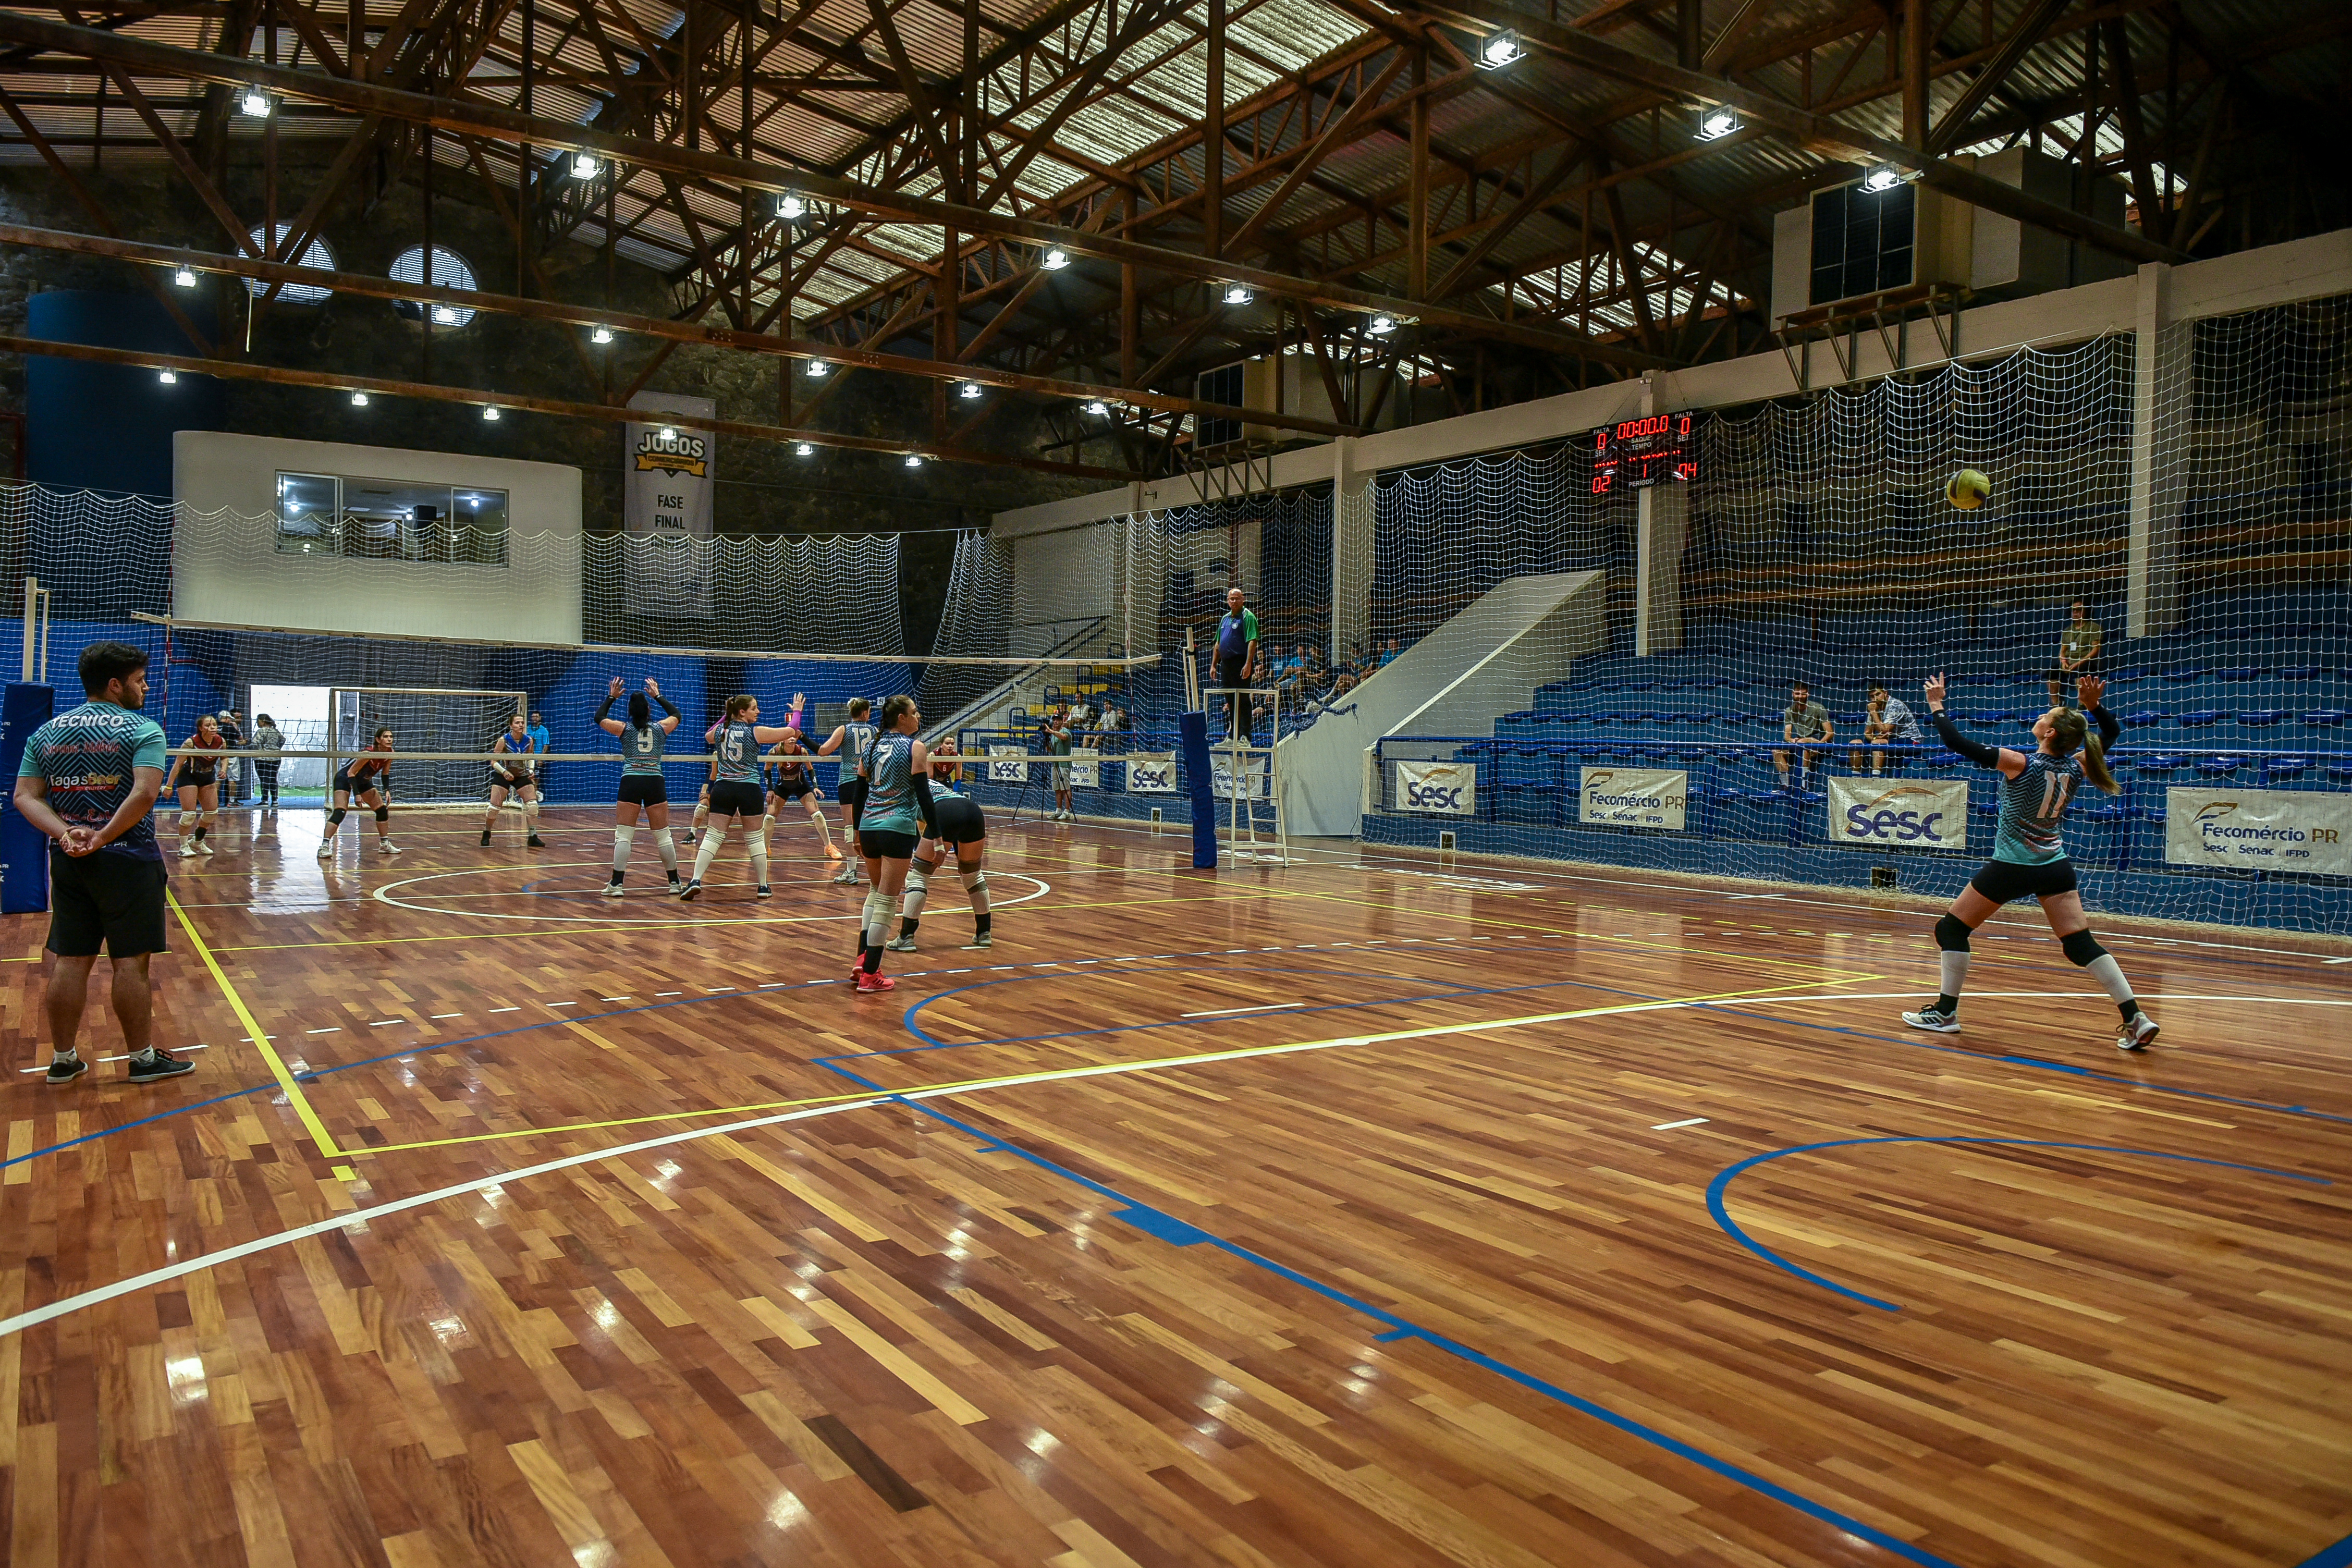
[{"left": 329, "top": 687, "right": 527, "bottom": 805}]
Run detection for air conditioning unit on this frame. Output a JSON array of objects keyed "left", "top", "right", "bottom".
[{"left": 1771, "top": 151, "right": 2131, "bottom": 324}]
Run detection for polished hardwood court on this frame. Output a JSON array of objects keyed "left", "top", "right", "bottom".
[{"left": 2, "top": 803, "right": 2347, "bottom": 1568}]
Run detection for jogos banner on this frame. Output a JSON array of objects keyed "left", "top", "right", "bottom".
[
  {"left": 622, "top": 390, "right": 716, "bottom": 617},
  {"left": 1579, "top": 766, "right": 1687, "bottom": 830},
  {"left": 2166, "top": 786, "right": 2352, "bottom": 875},
  {"left": 1392, "top": 759, "right": 1477, "bottom": 815},
  {"left": 1825, "top": 777, "right": 1968, "bottom": 850}
]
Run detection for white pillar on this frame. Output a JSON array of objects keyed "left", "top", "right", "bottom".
[
  {"left": 2128, "top": 261, "right": 2185, "bottom": 639},
  {"left": 1331, "top": 436, "right": 1375, "bottom": 666},
  {"left": 1633, "top": 373, "right": 1687, "bottom": 656}
]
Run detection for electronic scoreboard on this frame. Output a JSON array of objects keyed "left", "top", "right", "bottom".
[{"left": 1590, "top": 412, "right": 1698, "bottom": 493}]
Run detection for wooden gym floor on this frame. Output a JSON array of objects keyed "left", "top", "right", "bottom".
[{"left": 0, "top": 804, "right": 2347, "bottom": 1568}]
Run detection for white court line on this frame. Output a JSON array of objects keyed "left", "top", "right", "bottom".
[
  {"left": 305, "top": 1027, "right": 341, "bottom": 1035},
  {"left": 430, "top": 1013, "right": 462, "bottom": 1020},
  {"left": 367, "top": 1019, "right": 402, "bottom": 1027},
  {"left": 489, "top": 1007, "right": 521, "bottom": 1013},
  {"left": 1652, "top": 1118, "right": 1709, "bottom": 1131},
  {"left": 602, "top": 996, "right": 631, "bottom": 1001}
]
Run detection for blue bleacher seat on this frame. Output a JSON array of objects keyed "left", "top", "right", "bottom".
[
  {"left": 2123, "top": 709, "right": 2168, "bottom": 727},
  {"left": 2197, "top": 755, "right": 2245, "bottom": 777},
  {"left": 2160, "top": 668, "right": 2209, "bottom": 683},
  {"left": 2302, "top": 709, "right": 2347, "bottom": 728},
  {"left": 2263, "top": 757, "right": 2309, "bottom": 783},
  {"left": 2179, "top": 710, "right": 2226, "bottom": 728},
  {"left": 2279, "top": 666, "right": 2323, "bottom": 680},
  {"left": 2215, "top": 667, "right": 2263, "bottom": 682},
  {"left": 2326, "top": 764, "right": 2352, "bottom": 785},
  {"left": 2238, "top": 709, "right": 2286, "bottom": 727},
  {"left": 2133, "top": 754, "right": 2187, "bottom": 775}
]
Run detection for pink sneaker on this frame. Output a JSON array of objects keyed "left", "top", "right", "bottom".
[{"left": 854, "top": 968, "right": 895, "bottom": 994}]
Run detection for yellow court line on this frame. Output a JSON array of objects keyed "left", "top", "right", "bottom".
[
  {"left": 166, "top": 888, "right": 344, "bottom": 1162},
  {"left": 1293, "top": 886, "right": 1880, "bottom": 984},
  {"left": 216, "top": 885, "right": 1310, "bottom": 952},
  {"left": 345, "top": 976, "right": 1862, "bottom": 1157}
]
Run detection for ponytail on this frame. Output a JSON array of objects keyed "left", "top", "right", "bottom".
[
  {"left": 2050, "top": 709, "right": 2120, "bottom": 794},
  {"left": 725, "top": 693, "right": 756, "bottom": 721},
  {"left": 627, "top": 691, "right": 651, "bottom": 729},
  {"left": 879, "top": 693, "right": 917, "bottom": 731}
]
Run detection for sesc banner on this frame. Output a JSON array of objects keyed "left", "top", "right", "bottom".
[
  {"left": 2166, "top": 786, "right": 2352, "bottom": 875},
  {"left": 1826, "top": 776, "right": 1968, "bottom": 850},
  {"left": 1126, "top": 756, "right": 1178, "bottom": 793},
  {"left": 988, "top": 744, "right": 1027, "bottom": 783},
  {"left": 1393, "top": 759, "right": 1477, "bottom": 815},
  {"left": 1579, "top": 766, "right": 1687, "bottom": 830},
  {"left": 623, "top": 390, "right": 717, "bottom": 617}
]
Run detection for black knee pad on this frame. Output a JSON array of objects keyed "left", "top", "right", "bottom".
[
  {"left": 327, "top": 807, "right": 348, "bottom": 825},
  {"left": 374, "top": 805, "right": 390, "bottom": 822},
  {"left": 2061, "top": 929, "right": 2106, "bottom": 966},
  {"left": 1933, "top": 914, "right": 1972, "bottom": 951}
]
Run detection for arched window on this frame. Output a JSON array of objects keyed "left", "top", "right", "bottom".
[
  {"left": 242, "top": 224, "right": 335, "bottom": 304},
  {"left": 389, "top": 245, "right": 479, "bottom": 327}
]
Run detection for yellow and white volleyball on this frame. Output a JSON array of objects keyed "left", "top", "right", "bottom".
[{"left": 1945, "top": 468, "right": 1991, "bottom": 510}]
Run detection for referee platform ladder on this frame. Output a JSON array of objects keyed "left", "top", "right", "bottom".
[{"left": 1205, "top": 683, "right": 1289, "bottom": 865}]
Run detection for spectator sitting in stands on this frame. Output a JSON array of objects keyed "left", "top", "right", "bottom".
[
  {"left": 1376, "top": 638, "right": 1403, "bottom": 668},
  {"left": 1852, "top": 682, "right": 1923, "bottom": 776},
  {"left": 1774, "top": 680, "right": 1833, "bottom": 791}
]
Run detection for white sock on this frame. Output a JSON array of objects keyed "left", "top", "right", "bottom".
[
  {"left": 1939, "top": 950, "right": 1969, "bottom": 1003},
  {"left": 2084, "top": 953, "right": 2136, "bottom": 1006},
  {"left": 749, "top": 828, "right": 769, "bottom": 887},
  {"left": 654, "top": 829, "right": 678, "bottom": 873},
  {"left": 524, "top": 802, "right": 541, "bottom": 833},
  {"left": 692, "top": 830, "right": 722, "bottom": 881},
  {"left": 612, "top": 825, "right": 635, "bottom": 875},
  {"left": 811, "top": 811, "right": 834, "bottom": 850}
]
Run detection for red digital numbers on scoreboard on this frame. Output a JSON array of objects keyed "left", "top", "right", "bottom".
[{"left": 1591, "top": 411, "right": 1698, "bottom": 494}]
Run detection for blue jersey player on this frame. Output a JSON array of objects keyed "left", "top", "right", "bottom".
[{"left": 1904, "top": 673, "right": 2158, "bottom": 1051}]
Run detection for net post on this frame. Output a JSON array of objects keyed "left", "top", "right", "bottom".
[{"left": 18, "top": 574, "right": 31, "bottom": 682}]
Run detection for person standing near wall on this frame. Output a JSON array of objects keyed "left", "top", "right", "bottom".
[
  {"left": 251, "top": 713, "right": 285, "bottom": 807},
  {"left": 1209, "top": 586, "right": 1259, "bottom": 739},
  {"left": 217, "top": 709, "right": 246, "bottom": 803},
  {"left": 11, "top": 641, "right": 195, "bottom": 1085}
]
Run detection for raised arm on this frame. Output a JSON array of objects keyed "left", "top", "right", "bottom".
[
  {"left": 1924, "top": 673, "right": 2024, "bottom": 778},
  {"left": 596, "top": 677, "right": 627, "bottom": 737},
  {"left": 646, "top": 678, "right": 681, "bottom": 733}
]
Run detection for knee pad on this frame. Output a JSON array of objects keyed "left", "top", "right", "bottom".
[
  {"left": 860, "top": 888, "right": 887, "bottom": 927},
  {"left": 906, "top": 861, "right": 930, "bottom": 892},
  {"left": 1933, "top": 914, "right": 1972, "bottom": 951},
  {"left": 374, "top": 805, "right": 390, "bottom": 823},
  {"left": 327, "top": 807, "right": 348, "bottom": 826},
  {"left": 2060, "top": 930, "right": 2106, "bottom": 966},
  {"left": 961, "top": 868, "right": 987, "bottom": 895}
]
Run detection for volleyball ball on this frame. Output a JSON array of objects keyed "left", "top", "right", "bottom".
[{"left": 1945, "top": 468, "right": 1991, "bottom": 510}]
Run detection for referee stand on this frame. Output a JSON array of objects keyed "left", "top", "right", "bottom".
[{"left": 1203, "top": 682, "right": 1290, "bottom": 866}]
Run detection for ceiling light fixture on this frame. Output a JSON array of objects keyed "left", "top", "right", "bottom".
[
  {"left": 1082, "top": 399, "right": 1110, "bottom": 416},
  {"left": 571, "top": 151, "right": 599, "bottom": 179},
  {"left": 1369, "top": 314, "right": 1396, "bottom": 335},
  {"left": 778, "top": 192, "right": 807, "bottom": 220},
  {"left": 482, "top": 406, "right": 502, "bottom": 421},
  {"left": 1042, "top": 247, "right": 1070, "bottom": 270},
  {"left": 239, "top": 87, "right": 272, "bottom": 117},
  {"left": 1861, "top": 164, "right": 1905, "bottom": 192},
  {"left": 157, "top": 369, "right": 177, "bottom": 385},
  {"left": 1697, "top": 108, "right": 1740, "bottom": 141},
  {"left": 350, "top": 390, "right": 369, "bottom": 406},
  {"left": 659, "top": 425, "right": 676, "bottom": 440},
  {"left": 805, "top": 359, "right": 830, "bottom": 377},
  {"left": 904, "top": 453, "right": 924, "bottom": 467},
  {"left": 431, "top": 304, "right": 460, "bottom": 325},
  {"left": 958, "top": 381, "right": 983, "bottom": 399},
  {"left": 172, "top": 266, "right": 197, "bottom": 288},
  {"left": 592, "top": 324, "right": 614, "bottom": 344},
  {"left": 1477, "top": 31, "right": 1521, "bottom": 68},
  {"left": 1221, "top": 283, "right": 1253, "bottom": 306},
  {"left": 793, "top": 442, "right": 814, "bottom": 457}
]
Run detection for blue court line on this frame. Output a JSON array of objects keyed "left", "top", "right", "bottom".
[
  {"left": 1705, "top": 1137, "right": 2332, "bottom": 1312},
  {"left": 869, "top": 1092, "right": 1971, "bottom": 1568},
  {"left": 2301, "top": 1533, "right": 2352, "bottom": 1568}
]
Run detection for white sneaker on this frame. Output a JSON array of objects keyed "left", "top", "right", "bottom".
[
  {"left": 831, "top": 865, "right": 859, "bottom": 886},
  {"left": 178, "top": 841, "right": 198, "bottom": 858},
  {"left": 2117, "top": 1013, "right": 2161, "bottom": 1051},
  {"left": 379, "top": 839, "right": 401, "bottom": 854},
  {"left": 315, "top": 841, "right": 333, "bottom": 859},
  {"left": 197, "top": 839, "right": 215, "bottom": 856},
  {"left": 603, "top": 879, "right": 625, "bottom": 899},
  {"left": 1900, "top": 1007, "right": 1961, "bottom": 1034},
  {"left": 885, "top": 935, "right": 918, "bottom": 952}
]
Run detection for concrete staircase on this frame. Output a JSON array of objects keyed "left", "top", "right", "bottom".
[{"left": 1278, "top": 570, "right": 1607, "bottom": 836}]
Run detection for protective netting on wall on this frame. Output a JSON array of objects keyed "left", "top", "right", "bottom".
[
  {"left": 1363, "top": 302, "right": 2352, "bottom": 934},
  {"left": 0, "top": 482, "right": 904, "bottom": 656}
]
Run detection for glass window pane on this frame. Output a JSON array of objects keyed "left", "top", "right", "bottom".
[{"left": 274, "top": 472, "right": 339, "bottom": 555}]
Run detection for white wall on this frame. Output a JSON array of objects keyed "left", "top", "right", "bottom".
[{"left": 172, "top": 431, "right": 584, "bottom": 642}]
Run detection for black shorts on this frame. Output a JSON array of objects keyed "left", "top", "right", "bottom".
[
  {"left": 929, "top": 798, "right": 986, "bottom": 845},
  {"left": 47, "top": 849, "right": 169, "bottom": 959},
  {"left": 769, "top": 777, "right": 814, "bottom": 803},
  {"left": 617, "top": 775, "right": 668, "bottom": 806},
  {"left": 179, "top": 769, "right": 216, "bottom": 790},
  {"left": 708, "top": 780, "right": 765, "bottom": 818},
  {"left": 839, "top": 777, "right": 868, "bottom": 814},
  {"left": 488, "top": 769, "right": 535, "bottom": 794},
  {"left": 1970, "top": 856, "right": 2079, "bottom": 904},
  {"left": 860, "top": 828, "right": 919, "bottom": 861},
  {"left": 332, "top": 769, "right": 384, "bottom": 798}
]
